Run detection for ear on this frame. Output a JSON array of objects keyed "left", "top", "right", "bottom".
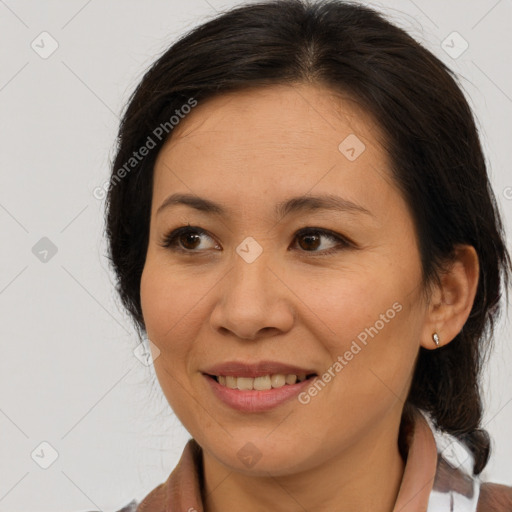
[{"left": 420, "top": 245, "right": 480, "bottom": 350}]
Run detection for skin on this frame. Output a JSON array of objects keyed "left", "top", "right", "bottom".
[{"left": 140, "top": 83, "right": 479, "bottom": 512}]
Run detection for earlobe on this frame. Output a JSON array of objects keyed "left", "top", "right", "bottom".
[{"left": 420, "top": 245, "right": 480, "bottom": 350}]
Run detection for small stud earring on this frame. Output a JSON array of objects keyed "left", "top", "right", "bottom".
[{"left": 433, "top": 332, "right": 440, "bottom": 348}]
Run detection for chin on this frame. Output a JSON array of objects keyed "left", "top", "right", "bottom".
[{"left": 207, "top": 436, "right": 315, "bottom": 477}]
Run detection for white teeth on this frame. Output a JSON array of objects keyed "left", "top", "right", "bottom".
[
  {"left": 215, "top": 373, "right": 311, "bottom": 390},
  {"left": 254, "top": 375, "right": 271, "bottom": 390},
  {"left": 237, "top": 377, "right": 253, "bottom": 390},
  {"left": 285, "top": 374, "right": 297, "bottom": 385},
  {"left": 226, "top": 376, "right": 237, "bottom": 389},
  {"left": 270, "top": 374, "right": 285, "bottom": 387}
]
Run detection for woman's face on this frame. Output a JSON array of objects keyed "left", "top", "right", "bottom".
[{"left": 140, "top": 83, "right": 432, "bottom": 476}]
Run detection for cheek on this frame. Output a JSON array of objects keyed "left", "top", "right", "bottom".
[
  {"left": 140, "top": 262, "right": 203, "bottom": 415},
  {"left": 295, "top": 265, "right": 423, "bottom": 397},
  {"left": 140, "top": 259, "right": 205, "bottom": 345},
  {"left": 139, "top": 258, "right": 219, "bottom": 403},
  {"left": 291, "top": 265, "right": 404, "bottom": 342}
]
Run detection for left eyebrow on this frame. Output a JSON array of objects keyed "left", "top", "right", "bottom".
[
  {"left": 156, "top": 192, "right": 373, "bottom": 219},
  {"left": 274, "top": 194, "right": 373, "bottom": 219}
]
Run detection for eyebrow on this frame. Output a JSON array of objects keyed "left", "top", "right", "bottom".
[{"left": 156, "top": 192, "right": 373, "bottom": 218}]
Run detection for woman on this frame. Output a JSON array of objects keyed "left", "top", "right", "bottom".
[{"left": 103, "top": 0, "right": 512, "bottom": 510}]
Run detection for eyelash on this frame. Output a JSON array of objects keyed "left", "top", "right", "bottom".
[{"left": 159, "top": 224, "right": 353, "bottom": 256}]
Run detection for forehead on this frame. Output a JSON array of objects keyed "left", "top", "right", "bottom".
[
  {"left": 151, "top": 83, "right": 396, "bottom": 217},
  {"left": 163, "top": 83, "right": 384, "bottom": 153}
]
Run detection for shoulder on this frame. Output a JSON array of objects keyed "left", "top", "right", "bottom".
[{"left": 477, "top": 482, "right": 512, "bottom": 512}]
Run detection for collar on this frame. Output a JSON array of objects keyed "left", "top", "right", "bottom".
[
  {"left": 419, "top": 409, "right": 481, "bottom": 512},
  {"left": 132, "top": 407, "right": 481, "bottom": 512}
]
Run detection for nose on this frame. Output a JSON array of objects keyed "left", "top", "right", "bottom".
[{"left": 209, "top": 250, "right": 295, "bottom": 341}]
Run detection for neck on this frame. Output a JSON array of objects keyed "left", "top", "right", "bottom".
[{"left": 202, "top": 411, "right": 407, "bottom": 512}]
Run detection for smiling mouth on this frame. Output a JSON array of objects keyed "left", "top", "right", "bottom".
[{"left": 207, "top": 373, "right": 317, "bottom": 391}]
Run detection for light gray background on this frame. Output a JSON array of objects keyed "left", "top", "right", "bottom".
[{"left": 1, "top": 0, "right": 511, "bottom": 510}]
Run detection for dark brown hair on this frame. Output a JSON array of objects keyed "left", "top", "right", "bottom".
[{"left": 104, "top": 0, "right": 511, "bottom": 474}]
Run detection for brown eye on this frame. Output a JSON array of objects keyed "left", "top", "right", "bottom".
[
  {"left": 293, "top": 228, "right": 351, "bottom": 255},
  {"left": 297, "top": 232, "right": 322, "bottom": 251},
  {"left": 179, "top": 231, "right": 202, "bottom": 250},
  {"left": 160, "top": 226, "right": 219, "bottom": 253}
]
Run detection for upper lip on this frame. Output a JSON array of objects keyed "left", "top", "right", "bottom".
[{"left": 202, "top": 360, "right": 317, "bottom": 378}]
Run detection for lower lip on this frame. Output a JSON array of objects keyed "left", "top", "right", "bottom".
[{"left": 203, "top": 374, "right": 317, "bottom": 412}]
